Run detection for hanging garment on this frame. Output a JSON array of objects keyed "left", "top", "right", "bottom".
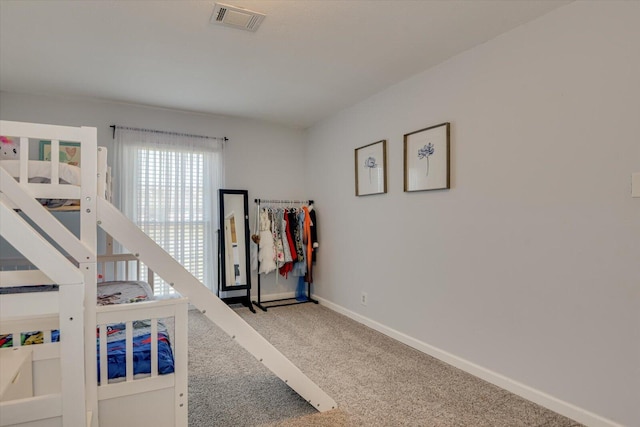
[
  {"left": 279, "top": 210, "right": 297, "bottom": 278},
  {"left": 278, "top": 212, "right": 293, "bottom": 278},
  {"left": 288, "top": 210, "right": 304, "bottom": 262},
  {"left": 284, "top": 210, "right": 298, "bottom": 262},
  {"left": 271, "top": 209, "right": 285, "bottom": 267},
  {"left": 302, "top": 205, "right": 313, "bottom": 283},
  {"left": 308, "top": 205, "right": 319, "bottom": 262},
  {"left": 291, "top": 209, "right": 307, "bottom": 277},
  {"left": 296, "top": 275, "right": 308, "bottom": 302},
  {"left": 280, "top": 210, "right": 293, "bottom": 264},
  {"left": 258, "top": 208, "right": 277, "bottom": 274},
  {"left": 250, "top": 206, "right": 259, "bottom": 271}
]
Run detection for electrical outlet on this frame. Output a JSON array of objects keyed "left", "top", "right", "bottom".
[{"left": 361, "top": 292, "right": 367, "bottom": 306}]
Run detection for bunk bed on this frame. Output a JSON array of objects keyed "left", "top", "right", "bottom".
[
  {"left": 0, "top": 120, "right": 336, "bottom": 427},
  {"left": 0, "top": 122, "right": 188, "bottom": 427},
  {"left": 0, "top": 257, "right": 188, "bottom": 427}
]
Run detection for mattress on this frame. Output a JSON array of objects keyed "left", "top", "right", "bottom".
[{"left": 0, "top": 285, "right": 59, "bottom": 294}]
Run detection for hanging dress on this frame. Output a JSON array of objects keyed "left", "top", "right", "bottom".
[
  {"left": 279, "top": 209, "right": 297, "bottom": 278},
  {"left": 288, "top": 209, "right": 304, "bottom": 262},
  {"left": 258, "top": 208, "right": 277, "bottom": 274},
  {"left": 302, "top": 205, "right": 314, "bottom": 284},
  {"left": 272, "top": 209, "right": 285, "bottom": 267},
  {"left": 280, "top": 210, "right": 293, "bottom": 265},
  {"left": 291, "top": 209, "right": 307, "bottom": 277}
]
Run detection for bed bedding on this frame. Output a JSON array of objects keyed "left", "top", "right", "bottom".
[
  {"left": 0, "top": 160, "right": 81, "bottom": 207},
  {"left": 0, "top": 285, "right": 60, "bottom": 347},
  {"left": 0, "top": 160, "right": 82, "bottom": 185},
  {"left": 0, "top": 330, "right": 60, "bottom": 347},
  {"left": 97, "top": 280, "right": 175, "bottom": 382},
  {"left": 97, "top": 319, "right": 174, "bottom": 382},
  {"left": 1, "top": 280, "right": 176, "bottom": 381},
  {"left": 97, "top": 280, "right": 153, "bottom": 305},
  {"left": 29, "top": 177, "right": 77, "bottom": 208}
]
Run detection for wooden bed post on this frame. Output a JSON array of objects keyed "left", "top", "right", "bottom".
[
  {"left": 0, "top": 201, "right": 87, "bottom": 427},
  {"left": 80, "top": 125, "right": 99, "bottom": 427},
  {"left": 173, "top": 299, "right": 189, "bottom": 426}
]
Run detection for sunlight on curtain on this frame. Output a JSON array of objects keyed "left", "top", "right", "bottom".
[{"left": 113, "top": 128, "right": 224, "bottom": 296}]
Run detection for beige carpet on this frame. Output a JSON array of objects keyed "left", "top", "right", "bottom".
[{"left": 187, "top": 304, "right": 582, "bottom": 427}]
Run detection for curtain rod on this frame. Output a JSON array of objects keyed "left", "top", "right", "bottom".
[
  {"left": 255, "top": 199, "right": 314, "bottom": 204},
  {"left": 110, "top": 125, "right": 228, "bottom": 142}
]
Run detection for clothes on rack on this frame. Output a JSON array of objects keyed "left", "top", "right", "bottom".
[
  {"left": 290, "top": 209, "right": 304, "bottom": 262},
  {"left": 258, "top": 209, "right": 277, "bottom": 274},
  {"left": 291, "top": 208, "right": 307, "bottom": 277},
  {"left": 279, "top": 210, "right": 297, "bottom": 278},
  {"left": 302, "top": 206, "right": 313, "bottom": 283},
  {"left": 254, "top": 202, "right": 318, "bottom": 283},
  {"left": 308, "top": 206, "right": 319, "bottom": 261}
]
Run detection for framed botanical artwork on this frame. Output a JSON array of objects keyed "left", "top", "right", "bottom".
[
  {"left": 355, "top": 140, "right": 387, "bottom": 196},
  {"left": 404, "top": 122, "right": 450, "bottom": 192},
  {"left": 39, "top": 140, "right": 81, "bottom": 166}
]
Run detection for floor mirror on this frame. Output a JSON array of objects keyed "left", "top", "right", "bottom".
[{"left": 218, "top": 189, "right": 254, "bottom": 312}]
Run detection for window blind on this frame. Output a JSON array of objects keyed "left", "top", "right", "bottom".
[{"left": 113, "top": 127, "right": 224, "bottom": 296}]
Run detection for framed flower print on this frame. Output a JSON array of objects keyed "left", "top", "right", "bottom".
[
  {"left": 355, "top": 140, "right": 387, "bottom": 196},
  {"left": 404, "top": 122, "right": 450, "bottom": 192}
]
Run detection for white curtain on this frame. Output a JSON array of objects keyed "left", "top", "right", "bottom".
[{"left": 113, "top": 127, "right": 224, "bottom": 296}]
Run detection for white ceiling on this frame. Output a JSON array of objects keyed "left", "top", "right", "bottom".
[{"left": 0, "top": 1, "right": 570, "bottom": 129}]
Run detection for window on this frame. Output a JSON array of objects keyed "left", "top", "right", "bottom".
[{"left": 113, "top": 128, "right": 224, "bottom": 296}]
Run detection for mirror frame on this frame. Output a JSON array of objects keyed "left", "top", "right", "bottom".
[{"left": 218, "top": 189, "right": 252, "bottom": 292}]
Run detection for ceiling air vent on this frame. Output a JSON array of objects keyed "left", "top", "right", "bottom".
[{"left": 210, "top": 3, "right": 266, "bottom": 32}]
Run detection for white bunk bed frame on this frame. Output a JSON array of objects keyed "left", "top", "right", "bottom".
[{"left": 0, "top": 120, "right": 336, "bottom": 427}]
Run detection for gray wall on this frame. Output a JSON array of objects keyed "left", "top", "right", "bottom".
[{"left": 306, "top": 2, "right": 639, "bottom": 426}]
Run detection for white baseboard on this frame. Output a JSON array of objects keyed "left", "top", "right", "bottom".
[{"left": 314, "top": 296, "right": 622, "bottom": 427}]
